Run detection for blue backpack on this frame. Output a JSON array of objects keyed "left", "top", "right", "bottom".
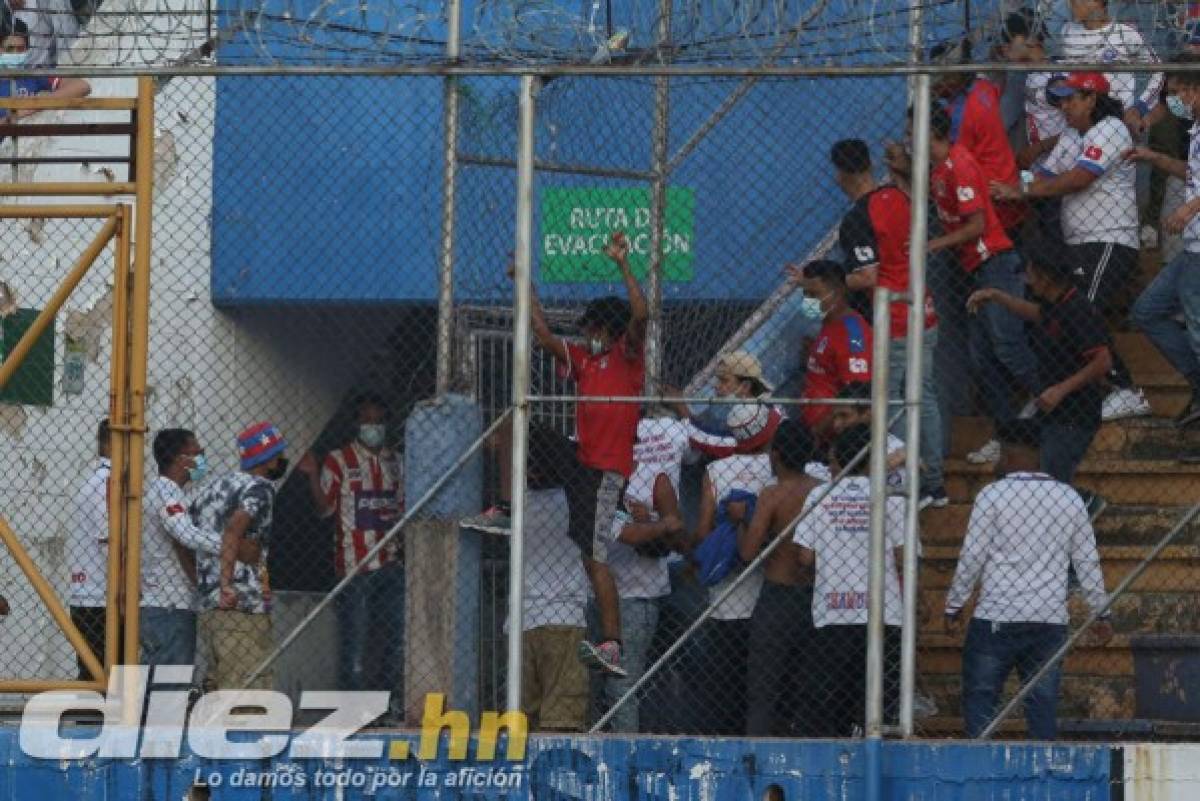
[{"left": 692, "top": 489, "right": 758, "bottom": 587}]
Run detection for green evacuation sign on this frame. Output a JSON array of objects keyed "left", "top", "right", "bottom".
[{"left": 540, "top": 187, "right": 695, "bottom": 283}]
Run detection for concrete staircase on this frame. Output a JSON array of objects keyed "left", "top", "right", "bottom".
[{"left": 917, "top": 322, "right": 1200, "bottom": 737}]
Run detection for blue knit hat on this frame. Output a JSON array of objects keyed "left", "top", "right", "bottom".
[{"left": 237, "top": 421, "right": 287, "bottom": 469}]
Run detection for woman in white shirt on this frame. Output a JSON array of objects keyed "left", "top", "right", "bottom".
[{"left": 993, "top": 71, "right": 1150, "bottom": 422}]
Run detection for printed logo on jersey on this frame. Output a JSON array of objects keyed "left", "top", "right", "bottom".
[
  {"left": 956, "top": 185, "right": 975, "bottom": 203},
  {"left": 1084, "top": 145, "right": 1103, "bottom": 161}
]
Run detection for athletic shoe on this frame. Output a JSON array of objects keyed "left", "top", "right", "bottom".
[
  {"left": 460, "top": 504, "right": 512, "bottom": 534},
  {"left": 1080, "top": 490, "right": 1108, "bottom": 523},
  {"left": 1175, "top": 393, "right": 1200, "bottom": 429},
  {"left": 966, "top": 439, "right": 1001, "bottom": 465},
  {"left": 1018, "top": 398, "right": 1039, "bottom": 419},
  {"left": 913, "top": 693, "right": 939, "bottom": 721},
  {"left": 1101, "top": 388, "right": 1152, "bottom": 421},
  {"left": 578, "top": 639, "right": 627, "bottom": 677},
  {"left": 922, "top": 486, "right": 949, "bottom": 509}
]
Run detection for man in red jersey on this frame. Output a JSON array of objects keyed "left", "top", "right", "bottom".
[
  {"left": 465, "top": 231, "right": 647, "bottom": 677},
  {"left": 927, "top": 105, "right": 1041, "bottom": 464},
  {"left": 831, "top": 137, "right": 946, "bottom": 506},
  {"left": 795, "top": 259, "right": 872, "bottom": 442},
  {"left": 930, "top": 39, "right": 1026, "bottom": 237}
]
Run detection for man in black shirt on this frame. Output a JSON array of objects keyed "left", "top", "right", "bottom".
[{"left": 967, "top": 234, "right": 1113, "bottom": 492}]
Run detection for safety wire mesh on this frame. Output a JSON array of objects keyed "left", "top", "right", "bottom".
[{"left": 0, "top": 0, "right": 1199, "bottom": 744}]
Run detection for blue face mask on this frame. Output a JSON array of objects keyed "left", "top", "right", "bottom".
[
  {"left": 0, "top": 52, "right": 28, "bottom": 68},
  {"left": 187, "top": 453, "right": 208, "bottom": 483},
  {"left": 1169, "top": 95, "right": 1194, "bottom": 121}
]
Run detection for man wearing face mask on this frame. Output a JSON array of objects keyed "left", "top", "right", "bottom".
[
  {"left": 140, "top": 429, "right": 261, "bottom": 670},
  {"left": 190, "top": 422, "right": 288, "bottom": 690},
  {"left": 790, "top": 259, "right": 872, "bottom": 443},
  {"left": 0, "top": 18, "right": 88, "bottom": 115},
  {"left": 297, "top": 393, "right": 405, "bottom": 709}
]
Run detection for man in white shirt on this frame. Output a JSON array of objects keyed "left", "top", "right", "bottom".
[
  {"left": 794, "top": 424, "right": 906, "bottom": 737},
  {"left": 66, "top": 418, "right": 110, "bottom": 679},
  {"left": 591, "top": 414, "right": 689, "bottom": 732},
  {"left": 1130, "top": 55, "right": 1200, "bottom": 429},
  {"left": 1059, "top": 0, "right": 1164, "bottom": 134},
  {"left": 945, "top": 420, "right": 1112, "bottom": 740},
  {"left": 518, "top": 429, "right": 590, "bottom": 732},
  {"left": 141, "top": 429, "right": 257, "bottom": 669},
  {"left": 690, "top": 402, "right": 776, "bottom": 735}
]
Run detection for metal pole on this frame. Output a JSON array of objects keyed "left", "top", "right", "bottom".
[
  {"left": 865, "top": 288, "right": 892, "bottom": 801},
  {"left": 905, "top": 0, "right": 925, "bottom": 103},
  {"left": 899, "top": 73, "right": 932, "bottom": 738},
  {"left": 980, "top": 500, "right": 1200, "bottom": 740},
  {"left": 645, "top": 0, "right": 672, "bottom": 394},
  {"left": 434, "top": 0, "right": 463, "bottom": 394},
  {"left": 104, "top": 206, "right": 132, "bottom": 676},
  {"left": 506, "top": 74, "right": 537, "bottom": 713},
  {"left": 123, "top": 77, "right": 155, "bottom": 723}
]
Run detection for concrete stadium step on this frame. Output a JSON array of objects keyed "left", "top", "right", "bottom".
[
  {"left": 943, "top": 458, "right": 1200, "bottom": 506},
  {"left": 920, "top": 503, "right": 1198, "bottom": 546},
  {"left": 920, "top": 672, "right": 1137, "bottom": 721},
  {"left": 948, "top": 416, "right": 1200, "bottom": 460},
  {"left": 919, "top": 544, "right": 1200, "bottom": 593}
]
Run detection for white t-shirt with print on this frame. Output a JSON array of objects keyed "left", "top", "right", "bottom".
[
  {"left": 1186, "top": 123, "right": 1200, "bottom": 254},
  {"left": 1059, "top": 21, "right": 1163, "bottom": 114},
  {"left": 519, "top": 488, "right": 586, "bottom": 632},
  {"left": 704, "top": 453, "right": 773, "bottom": 621},
  {"left": 1040, "top": 117, "right": 1138, "bottom": 248},
  {"left": 625, "top": 417, "right": 692, "bottom": 506},
  {"left": 792, "top": 476, "right": 908, "bottom": 628}
]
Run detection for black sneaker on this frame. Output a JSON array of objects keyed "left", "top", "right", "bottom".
[
  {"left": 1079, "top": 490, "right": 1108, "bottom": 523},
  {"left": 918, "top": 486, "right": 949, "bottom": 510},
  {"left": 1177, "top": 393, "right": 1200, "bottom": 429}
]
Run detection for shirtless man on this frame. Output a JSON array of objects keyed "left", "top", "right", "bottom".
[{"left": 735, "top": 419, "right": 823, "bottom": 736}]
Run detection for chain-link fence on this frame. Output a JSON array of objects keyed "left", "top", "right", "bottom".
[{"left": 2, "top": 0, "right": 1200, "bottom": 746}]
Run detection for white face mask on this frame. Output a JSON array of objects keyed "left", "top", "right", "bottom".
[
  {"left": 358, "top": 423, "right": 386, "bottom": 449},
  {"left": 1169, "top": 94, "right": 1194, "bottom": 121},
  {"left": 0, "top": 52, "right": 28, "bottom": 68}
]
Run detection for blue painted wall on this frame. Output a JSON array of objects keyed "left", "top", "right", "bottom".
[
  {"left": 209, "top": 0, "right": 1002, "bottom": 305},
  {"left": 0, "top": 726, "right": 1114, "bottom": 800}
]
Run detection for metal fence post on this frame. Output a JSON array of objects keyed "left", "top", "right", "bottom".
[
  {"left": 506, "top": 74, "right": 538, "bottom": 712},
  {"left": 866, "top": 287, "right": 891, "bottom": 800},
  {"left": 899, "top": 71, "right": 932, "bottom": 738},
  {"left": 646, "top": 0, "right": 672, "bottom": 393},
  {"left": 435, "top": 0, "right": 463, "bottom": 394}
]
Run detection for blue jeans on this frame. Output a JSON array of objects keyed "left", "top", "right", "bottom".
[
  {"left": 1132, "top": 250, "right": 1200, "bottom": 393},
  {"left": 1040, "top": 420, "right": 1099, "bottom": 485},
  {"left": 969, "top": 250, "right": 1042, "bottom": 424},
  {"left": 335, "top": 565, "right": 405, "bottom": 706},
  {"left": 888, "top": 327, "right": 944, "bottom": 489},
  {"left": 587, "top": 596, "right": 660, "bottom": 733},
  {"left": 962, "top": 619, "right": 1067, "bottom": 740},
  {"left": 139, "top": 607, "right": 197, "bottom": 668}
]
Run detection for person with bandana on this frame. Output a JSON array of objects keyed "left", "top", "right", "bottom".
[
  {"left": 0, "top": 17, "right": 88, "bottom": 113},
  {"left": 297, "top": 393, "right": 406, "bottom": 712},
  {"left": 190, "top": 421, "right": 289, "bottom": 690}
]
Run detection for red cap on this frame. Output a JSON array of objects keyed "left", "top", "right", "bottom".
[{"left": 1061, "top": 71, "right": 1110, "bottom": 94}]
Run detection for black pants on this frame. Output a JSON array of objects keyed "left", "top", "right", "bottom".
[
  {"left": 1070, "top": 242, "right": 1137, "bottom": 389},
  {"left": 692, "top": 618, "right": 750, "bottom": 736},
  {"left": 70, "top": 605, "right": 108, "bottom": 680},
  {"left": 746, "top": 581, "right": 815, "bottom": 736},
  {"left": 812, "top": 624, "right": 901, "bottom": 737}
]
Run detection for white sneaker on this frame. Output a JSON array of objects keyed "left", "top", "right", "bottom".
[
  {"left": 1102, "top": 387, "right": 1152, "bottom": 421},
  {"left": 1141, "top": 224, "right": 1159, "bottom": 249},
  {"left": 966, "top": 439, "right": 1001, "bottom": 464},
  {"left": 1018, "top": 398, "right": 1038, "bottom": 419}
]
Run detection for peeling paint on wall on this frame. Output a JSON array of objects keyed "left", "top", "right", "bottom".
[
  {"left": 63, "top": 286, "right": 114, "bottom": 365},
  {"left": 0, "top": 405, "right": 27, "bottom": 439}
]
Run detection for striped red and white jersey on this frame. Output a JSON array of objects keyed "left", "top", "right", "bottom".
[{"left": 319, "top": 442, "right": 404, "bottom": 577}]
